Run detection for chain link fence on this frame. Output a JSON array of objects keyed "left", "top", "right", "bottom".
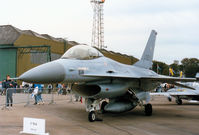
[{"left": 0, "top": 88, "right": 76, "bottom": 109}]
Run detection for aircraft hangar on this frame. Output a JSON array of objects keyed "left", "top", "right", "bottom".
[
  {"left": 0, "top": 25, "right": 79, "bottom": 81},
  {"left": 0, "top": 25, "right": 137, "bottom": 81}
]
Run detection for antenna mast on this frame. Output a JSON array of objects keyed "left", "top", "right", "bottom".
[{"left": 91, "top": 0, "right": 106, "bottom": 49}]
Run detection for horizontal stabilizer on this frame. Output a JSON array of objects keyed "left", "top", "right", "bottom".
[
  {"left": 150, "top": 91, "right": 197, "bottom": 96},
  {"left": 173, "top": 82, "right": 195, "bottom": 90}
]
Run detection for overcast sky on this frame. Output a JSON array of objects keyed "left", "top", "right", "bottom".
[{"left": 0, "top": 0, "right": 198, "bottom": 64}]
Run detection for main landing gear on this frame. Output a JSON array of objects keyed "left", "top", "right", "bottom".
[
  {"left": 144, "top": 103, "right": 152, "bottom": 116},
  {"left": 176, "top": 99, "right": 182, "bottom": 105},
  {"left": 167, "top": 96, "right": 172, "bottom": 102}
]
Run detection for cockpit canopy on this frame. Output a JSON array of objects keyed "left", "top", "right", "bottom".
[{"left": 61, "top": 45, "right": 104, "bottom": 60}]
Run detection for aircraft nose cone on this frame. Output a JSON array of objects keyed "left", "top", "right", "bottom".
[{"left": 19, "top": 61, "right": 65, "bottom": 83}]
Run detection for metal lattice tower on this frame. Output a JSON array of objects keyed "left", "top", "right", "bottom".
[{"left": 91, "top": 0, "right": 106, "bottom": 49}]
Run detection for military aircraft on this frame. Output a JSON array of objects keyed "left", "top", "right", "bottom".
[
  {"left": 151, "top": 82, "right": 199, "bottom": 105},
  {"left": 18, "top": 30, "right": 197, "bottom": 122}
]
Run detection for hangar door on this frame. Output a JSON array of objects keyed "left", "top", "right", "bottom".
[{"left": 0, "top": 49, "right": 17, "bottom": 81}]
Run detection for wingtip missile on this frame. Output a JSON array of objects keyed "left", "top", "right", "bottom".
[{"left": 196, "top": 73, "right": 199, "bottom": 81}]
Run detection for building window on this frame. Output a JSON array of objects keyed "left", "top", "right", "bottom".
[
  {"left": 31, "top": 51, "right": 61, "bottom": 64},
  {"left": 51, "top": 53, "right": 61, "bottom": 61},
  {"left": 31, "top": 51, "right": 48, "bottom": 64}
]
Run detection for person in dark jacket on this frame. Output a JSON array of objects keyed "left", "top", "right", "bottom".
[{"left": 5, "top": 75, "right": 14, "bottom": 107}]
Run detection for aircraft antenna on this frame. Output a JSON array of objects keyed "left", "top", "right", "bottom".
[{"left": 91, "top": 0, "right": 106, "bottom": 49}]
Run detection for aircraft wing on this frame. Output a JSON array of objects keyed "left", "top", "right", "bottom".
[
  {"left": 82, "top": 73, "right": 196, "bottom": 82},
  {"left": 82, "top": 73, "right": 196, "bottom": 89},
  {"left": 172, "top": 82, "right": 195, "bottom": 90}
]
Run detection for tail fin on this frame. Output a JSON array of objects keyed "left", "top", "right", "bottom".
[{"left": 134, "top": 30, "right": 157, "bottom": 69}]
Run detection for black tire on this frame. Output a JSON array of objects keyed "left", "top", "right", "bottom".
[
  {"left": 145, "top": 103, "right": 152, "bottom": 116},
  {"left": 168, "top": 96, "right": 172, "bottom": 102},
  {"left": 88, "top": 111, "right": 96, "bottom": 122},
  {"left": 101, "top": 101, "right": 108, "bottom": 114},
  {"left": 176, "top": 99, "right": 182, "bottom": 105}
]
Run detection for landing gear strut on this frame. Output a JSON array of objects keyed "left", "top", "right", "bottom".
[
  {"left": 144, "top": 103, "right": 152, "bottom": 116},
  {"left": 101, "top": 101, "right": 108, "bottom": 114},
  {"left": 176, "top": 99, "right": 182, "bottom": 105}
]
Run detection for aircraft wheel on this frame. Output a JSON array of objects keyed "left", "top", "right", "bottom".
[
  {"left": 101, "top": 101, "right": 108, "bottom": 114},
  {"left": 88, "top": 111, "right": 96, "bottom": 122},
  {"left": 168, "top": 96, "right": 172, "bottom": 102},
  {"left": 144, "top": 103, "right": 152, "bottom": 116},
  {"left": 176, "top": 99, "right": 182, "bottom": 105}
]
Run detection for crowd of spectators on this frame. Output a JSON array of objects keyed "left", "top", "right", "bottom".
[{"left": 0, "top": 75, "right": 81, "bottom": 107}]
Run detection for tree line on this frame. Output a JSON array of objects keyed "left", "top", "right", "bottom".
[{"left": 152, "top": 58, "right": 199, "bottom": 78}]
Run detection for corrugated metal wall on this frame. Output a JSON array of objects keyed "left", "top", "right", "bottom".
[
  {"left": 0, "top": 48, "right": 17, "bottom": 80},
  {"left": 14, "top": 34, "right": 66, "bottom": 54},
  {"left": 14, "top": 34, "right": 70, "bottom": 77}
]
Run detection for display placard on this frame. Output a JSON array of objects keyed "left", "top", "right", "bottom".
[{"left": 20, "top": 117, "right": 49, "bottom": 135}]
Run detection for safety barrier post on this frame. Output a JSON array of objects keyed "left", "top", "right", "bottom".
[
  {"left": 1, "top": 89, "right": 8, "bottom": 110},
  {"left": 0, "top": 87, "right": 72, "bottom": 108},
  {"left": 49, "top": 89, "right": 55, "bottom": 104},
  {"left": 68, "top": 91, "right": 74, "bottom": 104},
  {"left": 5, "top": 89, "right": 7, "bottom": 108},
  {"left": 24, "top": 88, "right": 30, "bottom": 107},
  {"left": 67, "top": 84, "right": 74, "bottom": 103}
]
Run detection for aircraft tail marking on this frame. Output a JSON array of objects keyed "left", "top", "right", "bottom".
[{"left": 134, "top": 30, "right": 157, "bottom": 69}]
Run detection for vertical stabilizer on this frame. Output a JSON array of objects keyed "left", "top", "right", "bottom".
[{"left": 134, "top": 30, "right": 157, "bottom": 69}]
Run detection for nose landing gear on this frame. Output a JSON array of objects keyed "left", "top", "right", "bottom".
[
  {"left": 86, "top": 98, "right": 103, "bottom": 122},
  {"left": 88, "top": 111, "right": 96, "bottom": 122}
]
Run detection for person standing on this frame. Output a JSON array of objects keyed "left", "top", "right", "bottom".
[
  {"left": 47, "top": 84, "right": 53, "bottom": 94},
  {"left": 57, "top": 83, "right": 63, "bottom": 95},
  {"left": 32, "top": 85, "right": 38, "bottom": 105},
  {"left": 37, "top": 87, "right": 44, "bottom": 105},
  {"left": 5, "top": 75, "right": 14, "bottom": 107},
  {"left": 34, "top": 84, "right": 44, "bottom": 105}
]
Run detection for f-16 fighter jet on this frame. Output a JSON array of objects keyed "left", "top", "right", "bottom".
[
  {"left": 151, "top": 82, "right": 199, "bottom": 105},
  {"left": 18, "top": 30, "right": 197, "bottom": 122}
]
